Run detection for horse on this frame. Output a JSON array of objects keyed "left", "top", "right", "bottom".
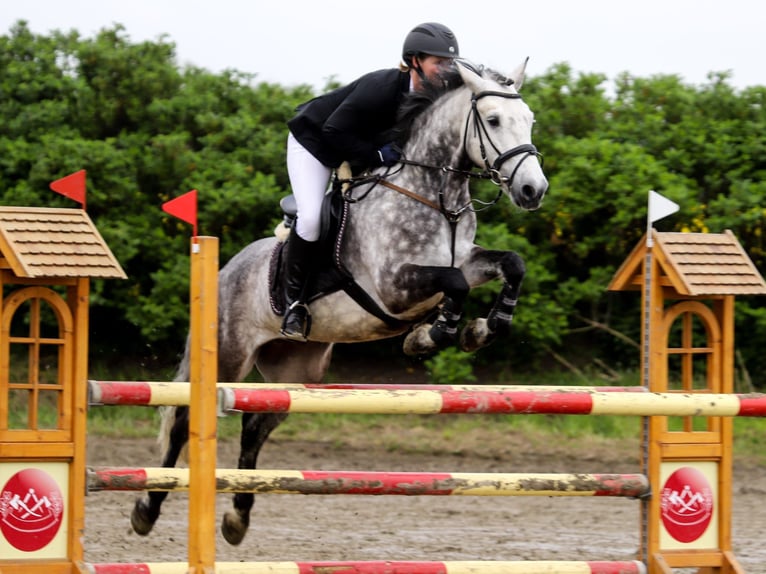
[{"left": 130, "top": 59, "right": 548, "bottom": 544}]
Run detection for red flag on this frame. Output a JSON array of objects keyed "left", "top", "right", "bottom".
[
  {"left": 50, "top": 169, "right": 87, "bottom": 209},
  {"left": 162, "top": 189, "right": 198, "bottom": 236}
]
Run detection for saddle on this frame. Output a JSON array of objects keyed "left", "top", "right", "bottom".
[{"left": 268, "top": 177, "right": 406, "bottom": 330}]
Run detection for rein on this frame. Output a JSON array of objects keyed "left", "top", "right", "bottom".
[
  {"left": 377, "top": 179, "right": 441, "bottom": 211},
  {"left": 342, "top": 174, "right": 466, "bottom": 267}
]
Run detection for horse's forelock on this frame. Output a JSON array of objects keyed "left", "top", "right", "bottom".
[{"left": 484, "top": 68, "right": 515, "bottom": 88}]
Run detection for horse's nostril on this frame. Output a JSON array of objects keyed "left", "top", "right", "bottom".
[
  {"left": 522, "top": 185, "right": 537, "bottom": 200},
  {"left": 516, "top": 184, "right": 546, "bottom": 210}
]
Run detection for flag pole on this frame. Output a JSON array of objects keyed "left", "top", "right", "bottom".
[
  {"left": 642, "top": 189, "right": 680, "bottom": 385},
  {"left": 639, "top": 189, "right": 679, "bottom": 561}
]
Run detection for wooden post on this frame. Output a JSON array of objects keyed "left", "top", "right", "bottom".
[
  {"left": 643, "top": 244, "right": 661, "bottom": 567},
  {"left": 187, "top": 237, "right": 218, "bottom": 574},
  {"left": 69, "top": 278, "right": 89, "bottom": 572}
]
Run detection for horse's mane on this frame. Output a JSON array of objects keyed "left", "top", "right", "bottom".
[
  {"left": 393, "top": 64, "right": 513, "bottom": 145},
  {"left": 393, "top": 68, "right": 464, "bottom": 144}
]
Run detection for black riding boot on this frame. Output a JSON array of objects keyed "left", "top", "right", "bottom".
[{"left": 280, "top": 228, "right": 317, "bottom": 341}]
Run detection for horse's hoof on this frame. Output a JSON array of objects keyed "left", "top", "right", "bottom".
[
  {"left": 130, "top": 498, "right": 158, "bottom": 536},
  {"left": 460, "top": 318, "right": 494, "bottom": 352},
  {"left": 221, "top": 510, "right": 249, "bottom": 545},
  {"left": 428, "top": 322, "right": 459, "bottom": 349},
  {"left": 403, "top": 324, "right": 437, "bottom": 356}
]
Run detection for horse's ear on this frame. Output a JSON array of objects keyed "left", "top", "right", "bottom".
[
  {"left": 456, "top": 59, "right": 485, "bottom": 92},
  {"left": 509, "top": 57, "right": 529, "bottom": 90}
]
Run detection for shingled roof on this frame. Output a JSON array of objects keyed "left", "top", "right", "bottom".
[
  {"left": 0, "top": 206, "right": 126, "bottom": 279},
  {"left": 609, "top": 230, "right": 766, "bottom": 297}
]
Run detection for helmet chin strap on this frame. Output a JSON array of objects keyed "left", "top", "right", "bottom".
[{"left": 410, "top": 57, "right": 427, "bottom": 84}]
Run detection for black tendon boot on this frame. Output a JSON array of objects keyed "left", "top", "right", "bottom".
[{"left": 280, "top": 228, "right": 317, "bottom": 341}]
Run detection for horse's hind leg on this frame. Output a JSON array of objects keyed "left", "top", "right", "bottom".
[
  {"left": 130, "top": 405, "right": 189, "bottom": 535},
  {"left": 221, "top": 339, "right": 333, "bottom": 545},
  {"left": 221, "top": 411, "right": 287, "bottom": 544}
]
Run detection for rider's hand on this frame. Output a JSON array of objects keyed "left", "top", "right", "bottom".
[{"left": 377, "top": 143, "right": 401, "bottom": 167}]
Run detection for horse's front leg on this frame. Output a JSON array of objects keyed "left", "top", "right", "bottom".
[
  {"left": 459, "top": 247, "right": 526, "bottom": 352},
  {"left": 397, "top": 265, "right": 470, "bottom": 356}
]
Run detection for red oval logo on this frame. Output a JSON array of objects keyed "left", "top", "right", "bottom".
[
  {"left": 660, "top": 466, "right": 714, "bottom": 543},
  {"left": 0, "top": 468, "right": 64, "bottom": 551}
]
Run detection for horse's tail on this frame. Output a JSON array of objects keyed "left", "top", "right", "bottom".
[{"left": 158, "top": 335, "right": 191, "bottom": 464}]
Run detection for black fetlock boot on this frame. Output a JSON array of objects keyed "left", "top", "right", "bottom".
[{"left": 280, "top": 228, "right": 317, "bottom": 341}]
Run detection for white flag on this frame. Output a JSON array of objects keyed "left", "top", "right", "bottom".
[
  {"left": 646, "top": 190, "right": 680, "bottom": 247},
  {"left": 648, "top": 190, "right": 679, "bottom": 223}
]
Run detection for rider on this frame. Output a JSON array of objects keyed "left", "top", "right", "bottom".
[{"left": 281, "top": 22, "right": 460, "bottom": 340}]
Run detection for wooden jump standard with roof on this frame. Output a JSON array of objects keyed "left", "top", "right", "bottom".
[
  {"left": 0, "top": 206, "right": 125, "bottom": 573},
  {"left": 609, "top": 229, "right": 766, "bottom": 573}
]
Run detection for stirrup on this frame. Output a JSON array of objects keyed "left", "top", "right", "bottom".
[{"left": 280, "top": 301, "right": 312, "bottom": 341}]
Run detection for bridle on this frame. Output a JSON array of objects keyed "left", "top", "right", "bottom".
[
  {"left": 369, "top": 88, "right": 543, "bottom": 212},
  {"left": 379, "top": 88, "right": 544, "bottom": 207},
  {"left": 465, "top": 90, "right": 543, "bottom": 187},
  {"left": 339, "top": 87, "right": 544, "bottom": 264}
]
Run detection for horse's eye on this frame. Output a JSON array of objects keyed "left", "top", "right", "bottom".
[{"left": 487, "top": 116, "right": 500, "bottom": 127}]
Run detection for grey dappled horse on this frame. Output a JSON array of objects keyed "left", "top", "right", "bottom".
[{"left": 131, "top": 60, "right": 548, "bottom": 544}]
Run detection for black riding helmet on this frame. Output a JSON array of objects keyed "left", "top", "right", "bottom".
[{"left": 402, "top": 22, "right": 459, "bottom": 66}]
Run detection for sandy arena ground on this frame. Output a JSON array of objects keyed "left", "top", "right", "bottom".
[{"left": 84, "top": 430, "right": 766, "bottom": 572}]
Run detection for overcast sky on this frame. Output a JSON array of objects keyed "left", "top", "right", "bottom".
[{"left": 2, "top": 0, "right": 763, "bottom": 92}]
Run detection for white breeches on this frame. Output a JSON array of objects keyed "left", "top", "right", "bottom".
[{"left": 286, "top": 132, "right": 332, "bottom": 242}]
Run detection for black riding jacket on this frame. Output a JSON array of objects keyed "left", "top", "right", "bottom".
[{"left": 287, "top": 68, "right": 411, "bottom": 168}]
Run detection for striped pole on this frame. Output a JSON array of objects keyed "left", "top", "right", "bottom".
[
  {"left": 218, "top": 387, "right": 766, "bottom": 417},
  {"left": 88, "top": 380, "right": 766, "bottom": 416},
  {"left": 86, "top": 560, "right": 647, "bottom": 574},
  {"left": 87, "top": 467, "right": 650, "bottom": 498},
  {"left": 87, "top": 381, "right": 646, "bottom": 407},
  {"left": 88, "top": 380, "right": 193, "bottom": 406}
]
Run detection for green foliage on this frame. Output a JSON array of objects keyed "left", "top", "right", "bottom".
[
  {"left": 424, "top": 347, "right": 476, "bottom": 385},
  {"left": 0, "top": 21, "right": 310, "bottom": 349},
  {"left": 2, "top": 21, "right": 766, "bottom": 385}
]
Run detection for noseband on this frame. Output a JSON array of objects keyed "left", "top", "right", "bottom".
[{"left": 465, "top": 90, "right": 543, "bottom": 186}]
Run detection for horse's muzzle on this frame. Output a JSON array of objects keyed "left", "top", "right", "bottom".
[{"left": 508, "top": 177, "right": 548, "bottom": 211}]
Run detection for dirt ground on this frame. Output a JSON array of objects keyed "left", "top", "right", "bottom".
[{"left": 84, "top": 430, "right": 766, "bottom": 572}]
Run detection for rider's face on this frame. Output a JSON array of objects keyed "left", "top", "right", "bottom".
[{"left": 415, "top": 55, "right": 454, "bottom": 85}]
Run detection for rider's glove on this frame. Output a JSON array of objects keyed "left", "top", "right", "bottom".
[{"left": 376, "top": 143, "right": 401, "bottom": 167}]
